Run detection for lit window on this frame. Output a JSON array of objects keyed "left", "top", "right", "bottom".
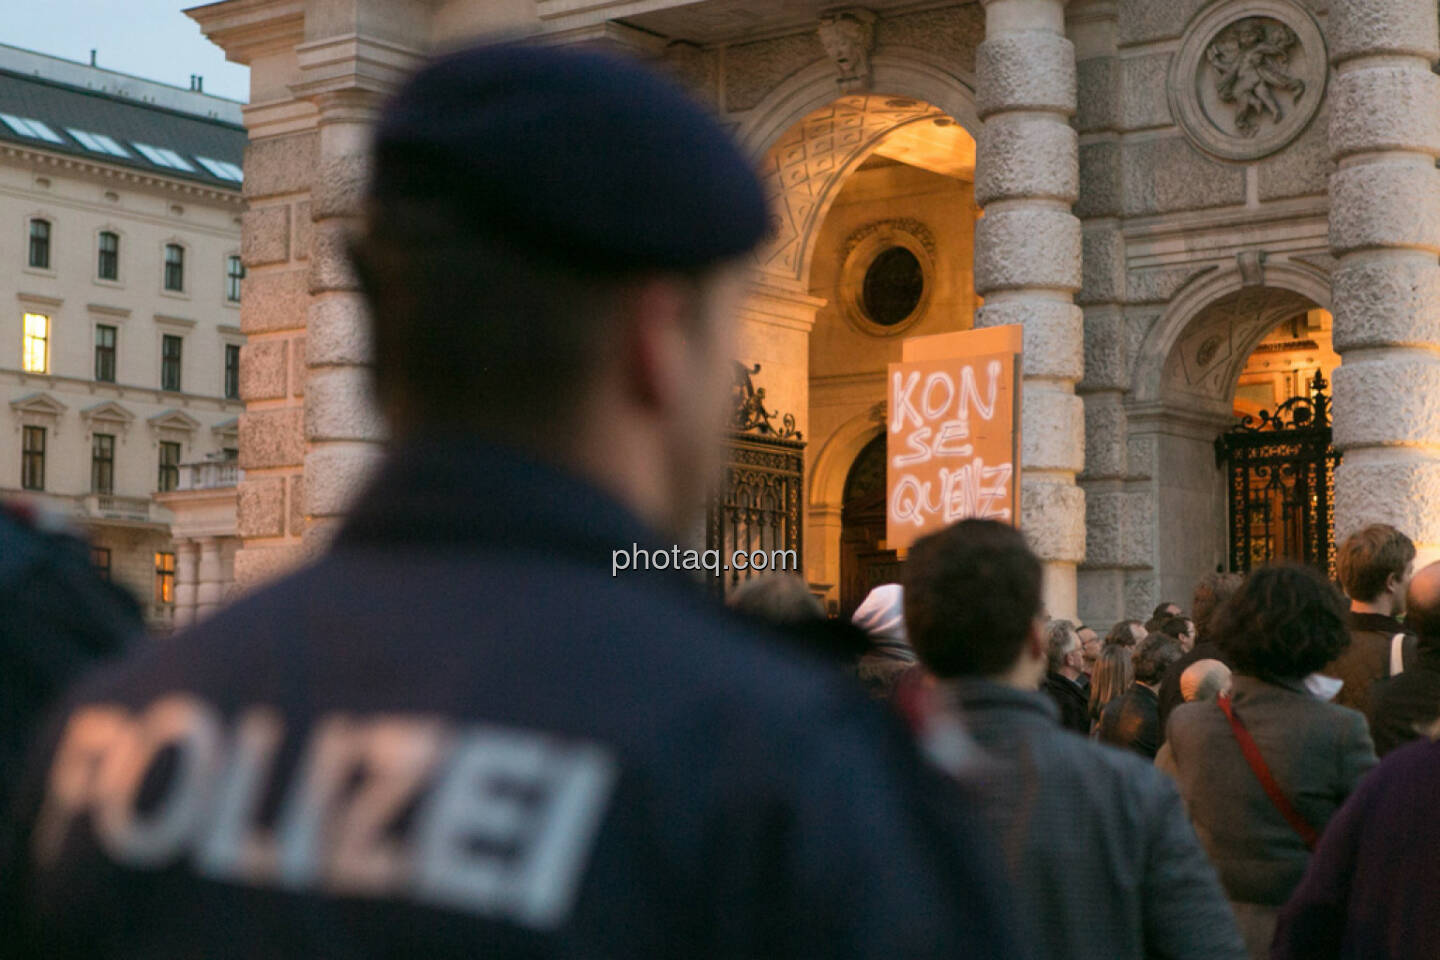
[
  {"left": 196, "top": 156, "right": 243, "bottom": 181},
  {"left": 21, "top": 426, "right": 45, "bottom": 490},
  {"left": 158, "top": 441, "right": 181, "bottom": 492},
  {"left": 66, "top": 128, "right": 130, "bottom": 157},
  {"left": 155, "top": 551, "right": 176, "bottom": 605},
  {"left": 0, "top": 113, "right": 64, "bottom": 143},
  {"left": 28, "top": 218, "right": 50, "bottom": 269},
  {"left": 224, "top": 343, "right": 240, "bottom": 400},
  {"left": 164, "top": 243, "right": 184, "bottom": 291},
  {"left": 92, "top": 433, "right": 115, "bottom": 494},
  {"left": 226, "top": 255, "right": 243, "bottom": 302},
  {"left": 91, "top": 547, "right": 111, "bottom": 581},
  {"left": 132, "top": 142, "right": 195, "bottom": 172},
  {"left": 98, "top": 231, "right": 119, "bottom": 279},
  {"left": 95, "top": 324, "right": 117, "bottom": 382},
  {"left": 161, "top": 334, "right": 183, "bottom": 391},
  {"left": 22, "top": 312, "right": 49, "bottom": 373}
]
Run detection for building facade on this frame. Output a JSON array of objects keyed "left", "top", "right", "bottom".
[
  {"left": 189, "top": 0, "right": 1440, "bottom": 626},
  {"left": 0, "top": 45, "right": 246, "bottom": 625}
]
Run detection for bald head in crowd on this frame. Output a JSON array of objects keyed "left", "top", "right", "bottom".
[
  {"left": 1405, "top": 560, "right": 1440, "bottom": 643},
  {"left": 1180, "top": 659, "right": 1231, "bottom": 703}
]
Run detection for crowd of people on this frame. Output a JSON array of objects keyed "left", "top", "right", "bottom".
[{"left": 1, "top": 38, "right": 1438, "bottom": 960}]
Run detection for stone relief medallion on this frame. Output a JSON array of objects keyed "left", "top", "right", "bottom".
[{"left": 1169, "top": 0, "right": 1326, "bottom": 162}]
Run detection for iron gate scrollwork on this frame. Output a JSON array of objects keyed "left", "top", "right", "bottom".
[
  {"left": 706, "top": 363, "right": 805, "bottom": 599},
  {"left": 1214, "top": 371, "right": 1340, "bottom": 576}
]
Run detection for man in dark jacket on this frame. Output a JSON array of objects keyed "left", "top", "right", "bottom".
[
  {"left": 1273, "top": 736, "right": 1440, "bottom": 959},
  {"left": 0, "top": 503, "right": 140, "bottom": 824},
  {"left": 905, "top": 520, "right": 1244, "bottom": 960},
  {"left": 0, "top": 43, "right": 1025, "bottom": 960},
  {"left": 1099, "top": 632, "right": 1183, "bottom": 760},
  {"left": 1324, "top": 523, "right": 1418, "bottom": 713},
  {"left": 1041, "top": 619, "right": 1090, "bottom": 735},
  {"left": 1368, "top": 560, "right": 1440, "bottom": 756}
]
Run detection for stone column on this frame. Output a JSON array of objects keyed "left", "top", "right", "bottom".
[
  {"left": 1329, "top": 0, "right": 1440, "bottom": 560},
  {"left": 974, "top": 0, "right": 1086, "bottom": 618},
  {"left": 173, "top": 540, "right": 199, "bottom": 628},
  {"left": 196, "top": 537, "right": 224, "bottom": 620}
]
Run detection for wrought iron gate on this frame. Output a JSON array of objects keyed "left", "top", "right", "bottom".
[
  {"left": 706, "top": 363, "right": 805, "bottom": 599},
  {"left": 1214, "top": 371, "right": 1340, "bottom": 575}
]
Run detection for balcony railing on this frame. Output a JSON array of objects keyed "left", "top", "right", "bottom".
[
  {"left": 82, "top": 494, "right": 156, "bottom": 523},
  {"left": 178, "top": 459, "right": 241, "bottom": 491}
]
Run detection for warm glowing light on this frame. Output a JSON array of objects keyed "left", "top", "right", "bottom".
[{"left": 22, "top": 312, "right": 48, "bottom": 373}]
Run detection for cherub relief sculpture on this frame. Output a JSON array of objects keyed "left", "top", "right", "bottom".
[{"left": 1206, "top": 18, "right": 1307, "bottom": 136}]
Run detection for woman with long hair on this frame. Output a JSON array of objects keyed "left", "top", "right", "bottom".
[{"left": 1088, "top": 643, "right": 1133, "bottom": 732}]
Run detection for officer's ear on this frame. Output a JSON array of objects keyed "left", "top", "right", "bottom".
[{"left": 616, "top": 275, "right": 698, "bottom": 412}]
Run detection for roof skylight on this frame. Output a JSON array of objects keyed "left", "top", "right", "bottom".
[
  {"left": 66, "top": 128, "right": 131, "bottom": 158},
  {"left": 195, "top": 156, "right": 243, "bottom": 181},
  {"left": 1, "top": 113, "right": 64, "bottom": 144},
  {"left": 132, "top": 142, "right": 196, "bottom": 172}
]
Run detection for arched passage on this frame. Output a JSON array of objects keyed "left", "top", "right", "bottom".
[{"left": 1132, "top": 270, "right": 1333, "bottom": 601}]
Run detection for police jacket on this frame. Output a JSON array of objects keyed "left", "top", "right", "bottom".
[{"left": 2, "top": 440, "right": 1026, "bottom": 959}]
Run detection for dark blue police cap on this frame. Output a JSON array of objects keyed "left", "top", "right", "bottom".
[{"left": 371, "top": 42, "right": 770, "bottom": 273}]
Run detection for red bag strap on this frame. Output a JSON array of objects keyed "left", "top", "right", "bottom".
[{"left": 1217, "top": 693, "right": 1319, "bottom": 851}]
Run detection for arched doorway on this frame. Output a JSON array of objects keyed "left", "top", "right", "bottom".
[{"left": 839, "top": 432, "right": 901, "bottom": 617}]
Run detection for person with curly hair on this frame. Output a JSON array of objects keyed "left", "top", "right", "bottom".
[{"left": 1157, "top": 564, "right": 1378, "bottom": 960}]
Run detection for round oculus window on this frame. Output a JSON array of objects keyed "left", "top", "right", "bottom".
[{"left": 861, "top": 246, "right": 924, "bottom": 327}]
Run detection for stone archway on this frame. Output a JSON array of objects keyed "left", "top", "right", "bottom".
[{"left": 1130, "top": 269, "right": 1330, "bottom": 602}]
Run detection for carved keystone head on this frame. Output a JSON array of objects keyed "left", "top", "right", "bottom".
[{"left": 817, "top": 9, "right": 877, "bottom": 90}]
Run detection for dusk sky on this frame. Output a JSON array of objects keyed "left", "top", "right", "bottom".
[{"left": 7, "top": 0, "right": 249, "bottom": 103}]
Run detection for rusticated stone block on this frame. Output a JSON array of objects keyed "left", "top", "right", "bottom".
[
  {"left": 1081, "top": 307, "right": 1128, "bottom": 391},
  {"left": 1082, "top": 393, "right": 1128, "bottom": 480},
  {"left": 1330, "top": 162, "right": 1440, "bottom": 254},
  {"left": 1127, "top": 432, "right": 1156, "bottom": 480},
  {"left": 241, "top": 205, "right": 290, "bottom": 267},
  {"left": 288, "top": 474, "right": 305, "bottom": 536},
  {"left": 241, "top": 269, "right": 309, "bottom": 334},
  {"left": 242, "top": 133, "right": 317, "bottom": 200},
  {"left": 1331, "top": 67, "right": 1440, "bottom": 159},
  {"left": 1084, "top": 489, "right": 1153, "bottom": 568},
  {"left": 1125, "top": 570, "right": 1158, "bottom": 620},
  {"left": 293, "top": 201, "right": 312, "bottom": 261},
  {"left": 233, "top": 543, "right": 306, "bottom": 588},
  {"left": 1075, "top": 57, "right": 1117, "bottom": 134},
  {"left": 237, "top": 477, "right": 285, "bottom": 538},
  {"left": 1330, "top": 0, "right": 1439, "bottom": 63},
  {"left": 304, "top": 366, "right": 385, "bottom": 443},
  {"left": 1119, "top": 53, "right": 1173, "bottom": 130},
  {"left": 1076, "top": 140, "right": 1122, "bottom": 219},
  {"left": 976, "top": 32, "right": 1076, "bottom": 119},
  {"left": 1257, "top": 105, "right": 1331, "bottom": 200},
  {"left": 974, "top": 207, "right": 1082, "bottom": 294},
  {"left": 1331, "top": 255, "right": 1440, "bottom": 350},
  {"left": 308, "top": 220, "right": 361, "bottom": 294},
  {"left": 723, "top": 33, "right": 822, "bottom": 113},
  {"left": 876, "top": 6, "right": 981, "bottom": 74},
  {"left": 1021, "top": 389, "right": 1085, "bottom": 473},
  {"left": 307, "top": 295, "right": 373, "bottom": 366},
  {"left": 239, "top": 339, "right": 288, "bottom": 402},
  {"left": 290, "top": 336, "right": 306, "bottom": 397},
  {"left": 304, "top": 442, "right": 386, "bottom": 516},
  {"left": 1335, "top": 457, "right": 1440, "bottom": 544},
  {"left": 1020, "top": 477, "right": 1086, "bottom": 564},
  {"left": 976, "top": 300, "right": 1084, "bottom": 381},
  {"left": 239, "top": 407, "right": 305, "bottom": 469},
  {"left": 975, "top": 113, "right": 1077, "bottom": 205},
  {"left": 312, "top": 153, "right": 371, "bottom": 220},
  {"left": 1333, "top": 358, "right": 1440, "bottom": 448},
  {"left": 1078, "top": 226, "right": 1123, "bottom": 306},
  {"left": 1122, "top": 138, "right": 1245, "bottom": 216},
  {"left": 1126, "top": 265, "right": 1215, "bottom": 305},
  {"left": 1116, "top": 0, "right": 1202, "bottom": 46},
  {"left": 662, "top": 43, "right": 718, "bottom": 105}
]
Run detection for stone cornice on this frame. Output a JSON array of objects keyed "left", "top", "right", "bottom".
[
  {"left": 185, "top": 0, "right": 306, "bottom": 67},
  {"left": 0, "top": 143, "right": 244, "bottom": 207},
  {"left": 291, "top": 33, "right": 428, "bottom": 106}
]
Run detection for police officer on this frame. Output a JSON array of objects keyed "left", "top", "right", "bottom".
[
  {"left": 2, "top": 43, "right": 1026, "bottom": 958},
  {"left": 0, "top": 502, "right": 139, "bottom": 825}
]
